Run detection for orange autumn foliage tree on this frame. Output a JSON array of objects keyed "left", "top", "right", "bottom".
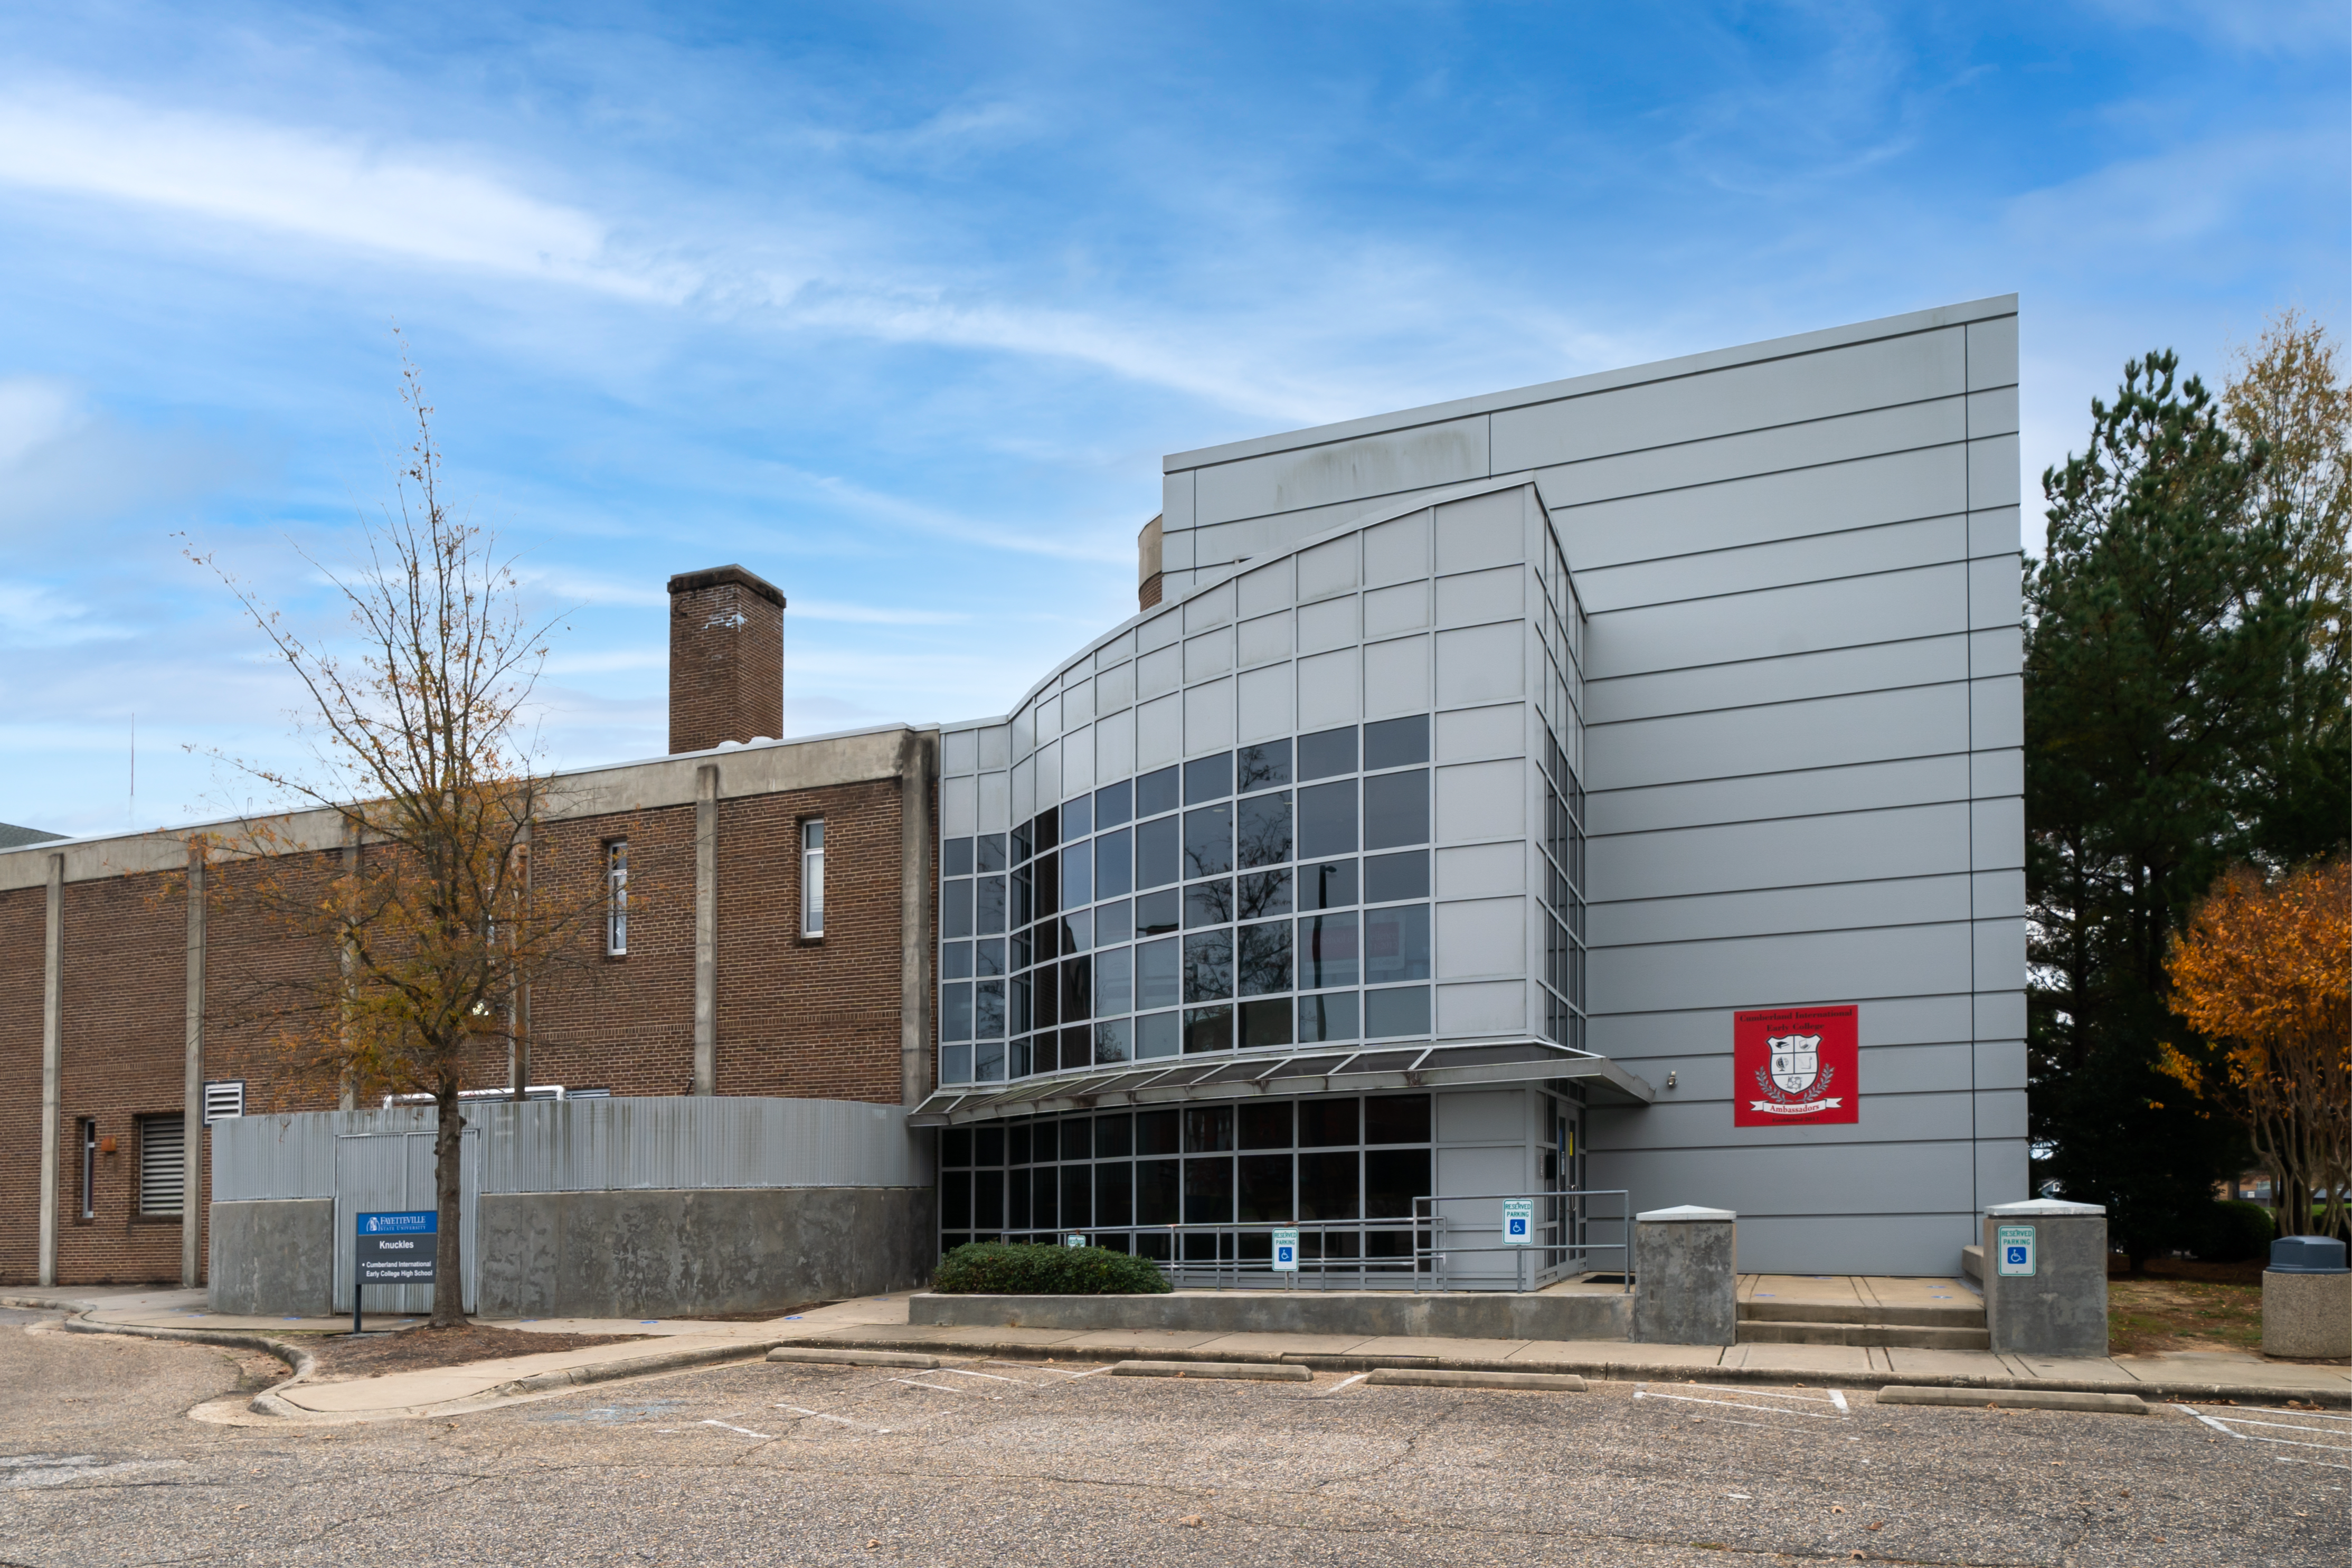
[{"left": 2161, "top": 858, "right": 2351, "bottom": 1242}]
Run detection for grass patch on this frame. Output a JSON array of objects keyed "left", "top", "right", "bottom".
[{"left": 2108, "top": 1268, "right": 2264, "bottom": 1356}]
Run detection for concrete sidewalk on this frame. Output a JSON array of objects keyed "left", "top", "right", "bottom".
[{"left": 17, "top": 1287, "right": 2346, "bottom": 1421}]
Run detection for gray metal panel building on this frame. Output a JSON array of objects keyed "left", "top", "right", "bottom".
[{"left": 927, "top": 297, "right": 2025, "bottom": 1277}]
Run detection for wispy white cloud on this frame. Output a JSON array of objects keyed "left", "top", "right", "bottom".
[{"left": 0, "top": 87, "right": 691, "bottom": 300}]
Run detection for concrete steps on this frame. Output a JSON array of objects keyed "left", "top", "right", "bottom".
[{"left": 1736, "top": 1293, "right": 1988, "bottom": 1350}]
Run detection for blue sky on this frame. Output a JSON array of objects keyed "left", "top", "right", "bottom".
[{"left": 2, "top": 1, "right": 2344, "bottom": 837}]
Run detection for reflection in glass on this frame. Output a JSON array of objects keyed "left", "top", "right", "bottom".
[
  {"left": 1297, "top": 990, "right": 1359, "bottom": 1043},
  {"left": 1136, "top": 764, "right": 1179, "bottom": 818},
  {"left": 1136, "top": 815, "right": 1179, "bottom": 888},
  {"left": 1062, "top": 848, "right": 1091, "bottom": 910},
  {"left": 1236, "top": 791, "right": 1292, "bottom": 868},
  {"left": 941, "top": 1043, "right": 972, "bottom": 1085},
  {"left": 1183, "top": 804, "right": 1233, "bottom": 878},
  {"left": 1034, "top": 851, "right": 1059, "bottom": 918},
  {"left": 1094, "top": 945, "right": 1132, "bottom": 1015},
  {"left": 975, "top": 979, "right": 1006, "bottom": 1038},
  {"left": 1094, "top": 1018, "right": 1132, "bottom": 1064},
  {"left": 943, "top": 879, "right": 974, "bottom": 938},
  {"left": 1238, "top": 920, "right": 1293, "bottom": 996},
  {"left": 1184, "top": 1004, "right": 1233, "bottom": 1053},
  {"left": 1302, "top": 912, "right": 1360, "bottom": 988},
  {"left": 977, "top": 832, "right": 1008, "bottom": 873},
  {"left": 976, "top": 1037, "right": 1006, "bottom": 1081},
  {"left": 942, "top": 982, "right": 973, "bottom": 1041},
  {"left": 1184, "top": 880, "right": 1233, "bottom": 928},
  {"left": 976, "top": 937, "right": 1006, "bottom": 976},
  {"left": 1136, "top": 887, "right": 1179, "bottom": 936},
  {"left": 1094, "top": 778, "right": 1132, "bottom": 829},
  {"left": 943, "top": 837, "right": 974, "bottom": 876},
  {"left": 1239, "top": 869, "right": 1293, "bottom": 919},
  {"left": 941, "top": 941, "right": 972, "bottom": 980},
  {"left": 1137, "top": 1010, "right": 1181, "bottom": 1059},
  {"left": 1060, "top": 956, "right": 1093, "bottom": 1022},
  {"left": 1063, "top": 794, "right": 1092, "bottom": 839},
  {"left": 1136, "top": 937, "right": 1180, "bottom": 1010},
  {"left": 1364, "top": 904, "right": 1431, "bottom": 983},
  {"left": 1238, "top": 738, "right": 1292, "bottom": 793},
  {"left": 1060, "top": 908, "right": 1091, "bottom": 953},
  {"left": 1095, "top": 899, "right": 1133, "bottom": 944},
  {"left": 976, "top": 875, "right": 1007, "bottom": 934},
  {"left": 1298, "top": 780, "right": 1357, "bottom": 858},
  {"left": 1182, "top": 929, "right": 1233, "bottom": 1002},
  {"left": 1094, "top": 828, "right": 1132, "bottom": 899},
  {"left": 1184, "top": 752, "right": 1232, "bottom": 804},
  {"left": 1300, "top": 859, "right": 1358, "bottom": 910},
  {"left": 1241, "top": 997, "right": 1293, "bottom": 1049}
]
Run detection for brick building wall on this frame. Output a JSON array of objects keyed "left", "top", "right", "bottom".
[{"left": 0, "top": 725, "right": 936, "bottom": 1287}]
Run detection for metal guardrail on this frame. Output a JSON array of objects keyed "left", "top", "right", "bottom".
[
  {"left": 1412, "top": 1188, "right": 1632, "bottom": 1293},
  {"left": 981, "top": 1187, "right": 1631, "bottom": 1293}
]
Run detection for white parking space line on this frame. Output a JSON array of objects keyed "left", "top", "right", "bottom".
[
  {"left": 940, "top": 1367, "right": 1024, "bottom": 1383},
  {"left": 698, "top": 1419, "right": 774, "bottom": 1440},
  {"left": 892, "top": 1377, "right": 995, "bottom": 1397},
  {"left": 1828, "top": 1390, "right": 1849, "bottom": 1413},
  {"left": 778, "top": 1405, "right": 894, "bottom": 1434},
  {"left": 2175, "top": 1405, "right": 2352, "bottom": 1458},
  {"left": 1314, "top": 1373, "right": 1371, "bottom": 1399}
]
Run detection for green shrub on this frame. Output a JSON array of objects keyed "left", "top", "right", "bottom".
[
  {"left": 932, "top": 1242, "right": 1172, "bottom": 1295},
  {"left": 2197, "top": 1199, "right": 2275, "bottom": 1262}
]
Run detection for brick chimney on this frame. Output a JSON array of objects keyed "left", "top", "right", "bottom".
[{"left": 667, "top": 564, "right": 785, "bottom": 754}]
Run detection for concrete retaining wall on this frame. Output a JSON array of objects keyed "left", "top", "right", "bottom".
[
  {"left": 912, "top": 1287, "right": 1630, "bottom": 1340},
  {"left": 208, "top": 1198, "right": 336, "bottom": 1316},
  {"left": 476, "top": 1186, "right": 937, "bottom": 1319}
]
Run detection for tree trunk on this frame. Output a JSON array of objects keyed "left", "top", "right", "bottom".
[{"left": 432, "top": 1083, "right": 467, "bottom": 1328}]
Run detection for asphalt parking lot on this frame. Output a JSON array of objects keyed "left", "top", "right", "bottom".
[{"left": 1, "top": 1306, "right": 2344, "bottom": 1566}]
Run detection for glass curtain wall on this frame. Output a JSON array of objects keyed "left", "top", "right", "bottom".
[
  {"left": 939, "top": 716, "right": 1438, "bottom": 1086},
  {"left": 935, "top": 1092, "right": 1435, "bottom": 1269}
]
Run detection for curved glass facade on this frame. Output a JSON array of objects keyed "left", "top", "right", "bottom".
[{"left": 936, "top": 483, "right": 1587, "bottom": 1089}]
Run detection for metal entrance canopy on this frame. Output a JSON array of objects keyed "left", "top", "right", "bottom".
[{"left": 909, "top": 1040, "right": 1655, "bottom": 1127}]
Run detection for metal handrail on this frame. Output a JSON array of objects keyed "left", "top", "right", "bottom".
[
  {"left": 1410, "top": 1188, "right": 1632, "bottom": 1294},
  {"left": 972, "top": 1187, "right": 1632, "bottom": 1294}
]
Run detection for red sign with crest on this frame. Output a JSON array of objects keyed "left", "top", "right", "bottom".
[{"left": 1733, "top": 1004, "right": 1859, "bottom": 1127}]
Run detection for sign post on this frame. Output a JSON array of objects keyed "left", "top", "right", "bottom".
[
  {"left": 1995, "top": 1224, "right": 2037, "bottom": 1279},
  {"left": 1502, "top": 1198, "right": 1535, "bottom": 1291},
  {"left": 354, "top": 1210, "right": 438, "bottom": 1333},
  {"left": 1271, "top": 1229, "right": 1300, "bottom": 1274}
]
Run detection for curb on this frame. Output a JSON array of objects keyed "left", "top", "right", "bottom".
[
  {"left": 1878, "top": 1385, "right": 2149, "bottom": 1415},
  {"left": 1, "top": 1294, "right": 102, "bottom": 1315},
  {"left": 773, "top": 1333, "right": 2349, "bottom": 1409},
  {"left": 1110, "top": 1360, "right": 1311, "bottom": 1382},
  {"left": 485, "top": 1338, "right": 785, "bottom": 1398},
  {"left": 769, "top": 1347, "right": 941, "bottom": 1369},
  {"left": 1368, "top": 1367, "right": 1588, "bottom": 1392},
  {"left": 56, "top": 1315, "right": 319, "bottom": 1414}
]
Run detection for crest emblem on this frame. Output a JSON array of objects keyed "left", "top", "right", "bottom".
[
  {"left": 1768, "top": 1034, "right": 1821, "bottom": 1097},
  {"left": 1733, "top": 1005, "right": 1858, "bottom": 1125}
]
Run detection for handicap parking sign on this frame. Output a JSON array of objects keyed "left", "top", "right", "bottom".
[
  {"left": 1995, "top": 1224, "right": 2036, "bottom": 1278},
  {"left": 1271, "top": 1228, "right": 1300, "bottom": 1273},
  {"left": 1502, "top": 1198, "right": 1534, "bottom": 1245}
]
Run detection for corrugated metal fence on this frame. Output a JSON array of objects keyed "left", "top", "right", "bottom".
[{"left": 213, "top": 1098, "right": 927, "bottom": 1314}]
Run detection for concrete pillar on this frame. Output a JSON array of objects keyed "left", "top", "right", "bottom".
[
  {"left": 692, "top": 762, "right": 719, "bottom": 1095},
  {"left": 1982, "top": 1198, "right": 2108, "bottom": 1357},
  {"left": 183, "top": 845, "right": 205, "bottom": 1288},
  {"left": 1631, "top": 1204, "right": 1736, "bottom": 1346},
  {"left": 39, "top": 852, "right": 63, "bottom": 1287},
  {"left": 2262, "top": 1236, "right": 2351, "bottom": 1359},
  {"left": 898, "top": 731, "right": 936, "bottom": 1109}
]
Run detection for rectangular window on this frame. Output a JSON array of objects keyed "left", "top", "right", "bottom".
[
  {"left": 605, "top": 840, "right": 628, "bottom": 955},
  {"left": 78, "top": 1119, "right": 96, "bottom": 1220},
  {"left": 801, "top": 819, "right": 825, "bottom": 937},
  {"left": 138, "top": 1114, "right": 185, "bottom": 1217}
]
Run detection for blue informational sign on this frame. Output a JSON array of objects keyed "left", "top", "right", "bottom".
[
  {"left": 358, "top": 1210, "right": 437, "bottom": 1235},
  {"left": 356, "top": 1210, "right": 439, "bottom": 1287},
  {"left": 1502, "top": 1198, "right": 1535, "bottom": 1245},
  {"left": 1995, "top": 1224, "right": 2036, "bottom": 1279}
]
